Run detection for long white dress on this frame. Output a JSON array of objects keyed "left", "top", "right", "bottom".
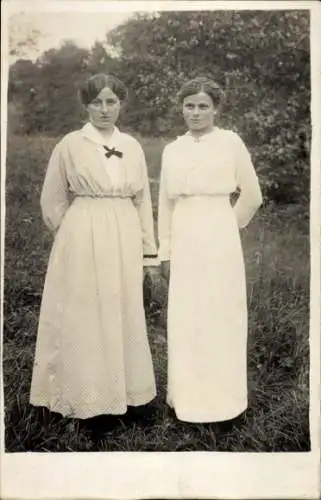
[
  {"left": 30, "top": 123, "right": 159, "bottom": 419},
  {"left": 158, "top": 128, "right": 263, "bottom": 423}
]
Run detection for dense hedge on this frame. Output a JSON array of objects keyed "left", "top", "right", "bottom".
[{"left": 8, "top": 10, "right": 310, "bottom": 206}]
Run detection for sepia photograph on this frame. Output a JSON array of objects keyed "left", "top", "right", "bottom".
[{"left": 1, "top": 0, "right": 320, "bottom": 498}]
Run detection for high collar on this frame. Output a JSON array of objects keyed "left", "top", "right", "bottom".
[
  {"left": 81, "top": 122, "right": 122, "bottom": 146},
  {"left": 184, "top": 127, "right": 219, "bottom": 142}
]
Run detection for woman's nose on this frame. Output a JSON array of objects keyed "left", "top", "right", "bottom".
[{"left": 101, "top": 102, "right": 108, "bottom": 113}]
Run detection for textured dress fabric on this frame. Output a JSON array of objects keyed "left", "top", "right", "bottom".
[
  {"left": 30, "top": 123, "right": 159, "bottom": 419},
  {"left": 158, "top": 127, "right": 263, "bottom": 423}
]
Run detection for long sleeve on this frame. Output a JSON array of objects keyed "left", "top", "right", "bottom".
[
  {"left": 40, "top": 142, "right": 70, "bottom": 232},
  {"left": 233, "top": 134, "right": 263, "bottom": 228},
  {"left": 134, "top": 145, "right": 160, "bottom": 267},
  {"left": 158, "top": 147, "right": 175, "bottom": 261}
]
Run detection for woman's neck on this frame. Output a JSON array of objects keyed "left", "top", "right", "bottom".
[
  {"left": 90, "top": 122, "right": 115, "bottom": 139},
  {"left": 188, "top": 126, "right": 215, "bottom": 138}
]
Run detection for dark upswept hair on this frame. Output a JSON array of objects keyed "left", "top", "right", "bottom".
[
  {"left": 79, "top": 73, "right": 128, "bottom": 106},
  {"left": 177, "top": 76, "right": 225, "bottom": 108}
]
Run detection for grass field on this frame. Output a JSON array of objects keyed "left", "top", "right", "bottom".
[{"left": 3, "top": 134, "right": 310, "bottom": 452}]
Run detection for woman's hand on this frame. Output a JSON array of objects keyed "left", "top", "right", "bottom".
[{"left": 161, "top": 260, "right": 170, "bottom": 282}]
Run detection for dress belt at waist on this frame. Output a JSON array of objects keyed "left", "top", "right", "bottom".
[{"left": 74, "top": 193, "right": 133, "bottom": 199}]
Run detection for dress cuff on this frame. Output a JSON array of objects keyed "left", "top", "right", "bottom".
[
  {"left": 158, "top": 241, "right": 171, "bottom": 261},
  {"left": 143, "top": 254, "right": 160, "bottom": 267}
]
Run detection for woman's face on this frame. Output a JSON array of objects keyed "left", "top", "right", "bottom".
[
  {"left": 182, "top": 92, "right": 216, "bottom": 134},
  {"left": 87, "top": 86, "right": 121, "bottom": 130}
]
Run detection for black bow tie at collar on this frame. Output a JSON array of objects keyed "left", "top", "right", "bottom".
[{"left": 103, "top": 146, "right": 123, "bottom": 159}]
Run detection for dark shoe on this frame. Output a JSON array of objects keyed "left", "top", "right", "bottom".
[
  {"left": 214, "top": 411, "right": 247, "bottom": 435},
  {"left": 80, "top": 414, "right": 120, "bottom": 440},
  {"left": 126, "top": 403, "right": 157, "bottom": 426}
]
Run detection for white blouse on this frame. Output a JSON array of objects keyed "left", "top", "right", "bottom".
[
  {"left": 40, "top": 122, "right": 159, "bottom": 266},
  {"left": 158, "top": 127, "right": 263, "bottom": 260}
]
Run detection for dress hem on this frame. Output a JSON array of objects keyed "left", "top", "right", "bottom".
[
  {"left": 30, "top": 388, "right": 157, "bottom": 419},
  {"left": 167, "top": 398, "right": 248, "bottom": 424}
]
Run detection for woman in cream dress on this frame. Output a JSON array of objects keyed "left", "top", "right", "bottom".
[
  {"left": 158, "top": 77, "right": 263, "bottom": 423},
  {"left": 30, "top": 74, "right": 159, "bottom": 420}
]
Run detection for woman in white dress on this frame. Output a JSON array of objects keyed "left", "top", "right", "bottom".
[
  {"left": 158, "top": 77, "right": 263, "bottom": 424},
  {"left": 30, "top": 74, "right": 159, "bottom": 423}
]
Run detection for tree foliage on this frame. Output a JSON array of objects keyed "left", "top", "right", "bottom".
[
  {"left": 9, "top": 13, "right": 43, "bottom": 59},
  {"left": 107, "top": 10, "right": 310, "bottom": 204},
  {"left": 8, "top": 10, "right": 310, "bottom": 205}
]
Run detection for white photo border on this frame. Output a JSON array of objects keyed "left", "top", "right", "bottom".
[{"left": 1, "top": 1, "right": 320, "bottom": 499}]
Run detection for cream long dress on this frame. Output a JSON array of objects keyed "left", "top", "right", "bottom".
[
  {"left": 158, "top": 127, "right": 263, "bottom": 423},
  {"left": 30, "top": 122, "right": 159, "bottom": 419}
]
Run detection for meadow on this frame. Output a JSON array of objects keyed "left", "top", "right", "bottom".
[{"left": 3, "top": 134, "right": 310, "bottom": 452}]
